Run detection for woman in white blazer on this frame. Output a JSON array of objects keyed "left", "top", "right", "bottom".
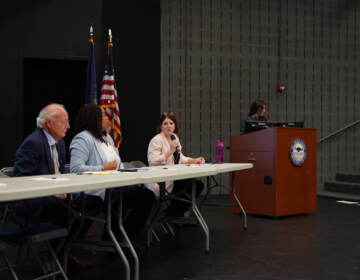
[{"left": 70, "top": 104, "right": 155, "bottom": 241}]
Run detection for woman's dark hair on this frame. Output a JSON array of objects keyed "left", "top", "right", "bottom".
[
  {"left": 156, "top": 112, "right": 179, "bottom": 134},
  {"left": 248, "top": 100, "right": 267, "bottom": 120},
  {"left": 74, "top": 104, "right": 105, "bottom": 142}
]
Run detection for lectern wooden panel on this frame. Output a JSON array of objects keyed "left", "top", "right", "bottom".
[{"left": 230, "top": 127, "right": 317, "bottom": 216}]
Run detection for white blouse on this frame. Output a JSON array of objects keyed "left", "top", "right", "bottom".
[{"left": 101, "top": 142, "right": 121, "bottom": 170}]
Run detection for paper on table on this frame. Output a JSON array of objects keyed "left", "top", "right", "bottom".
[
  {"left": 81, "top": 171, "right": 120, "bottom": 175},
  {"left": 29, "top": 177, "right": 70, "bottom": 182},
  {"left": 136, "top": 168, "right": 150, "bottom": 172}
]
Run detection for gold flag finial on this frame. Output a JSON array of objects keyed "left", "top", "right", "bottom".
[{"left": 108, "top": 29, "right": 112, "bottom": 43}]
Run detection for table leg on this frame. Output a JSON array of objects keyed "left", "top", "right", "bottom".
[
  {"left": 230, "top": 172, "right": 247, "bottom": 230},
  {"left": 146, "top": 182, "right": 167, "bottom": 247},
  {"left": 106, "top": 190, "right": 131, "bottom": 280},
  {"left": 117, "top": 190, "right": 139, "bottom": 280},
  {"left": 190, "top": 179, "right": 210, "bottom": 253}
]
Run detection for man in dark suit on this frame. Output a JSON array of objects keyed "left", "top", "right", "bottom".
[
  {"left": 12, "top": 103, "right": 72, "bottom": 225},
  {"left": 11, "top": 104, "right": 101, "bottom": 267},
  {"left": 12, "top": 115, "right": 67, "bottom": 176}
]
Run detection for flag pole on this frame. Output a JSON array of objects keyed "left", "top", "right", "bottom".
[
  {"left": 90, "top": 25, "right": 94, "bottom": 38},
  {"left": 99, "top": 28, "right": 122, "bottom": 148},
  {"left": 85, "top": 25, "right": 98, "bottom": 104},
  {"left": 108, "top": 29, "right": 114, "bottom": 128}
]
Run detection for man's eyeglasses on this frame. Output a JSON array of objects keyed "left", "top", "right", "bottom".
[{"left": 55, "top": 119, "right": 70, "bottom": 125}]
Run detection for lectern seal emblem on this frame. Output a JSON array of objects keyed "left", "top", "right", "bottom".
[{"left": 290, "top": 138, "right": 307, "bottom": 166}]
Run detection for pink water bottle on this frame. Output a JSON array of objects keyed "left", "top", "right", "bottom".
[{"left": 215, "top": 140, "right": 224, "bottom": 163}]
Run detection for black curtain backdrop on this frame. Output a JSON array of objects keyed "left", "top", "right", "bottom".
[
  {"left": 23, "top": 58, "right": 86, "bottom": 160},
  {"left": 0, "top": 0, "right": 160, "bottom": 166},
  {"left": 102, "top": 1, "right": 161, "bottom": 163}
]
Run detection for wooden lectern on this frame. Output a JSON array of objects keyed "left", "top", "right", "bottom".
[{"left": 230, "top": 127, "right": 317, "bottom": 217}]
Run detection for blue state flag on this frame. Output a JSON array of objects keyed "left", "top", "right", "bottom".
[{"left": 85, "top": 27, "right": 98, "bottom": 104}]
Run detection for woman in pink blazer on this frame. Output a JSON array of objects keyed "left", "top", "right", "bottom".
[{"left": 146, "top": 112, "right": 205, "bottom": 217}]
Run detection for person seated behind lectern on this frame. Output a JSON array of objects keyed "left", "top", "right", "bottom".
[{"left": 240, "top": 100, "right": 267, "bottom": 134}]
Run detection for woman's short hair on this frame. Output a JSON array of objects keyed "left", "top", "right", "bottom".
[
  {"left": 248, "top": 100, "right": 267, "bottom": 119},
  {"left": 74, "top": 104, "right": 104, "bottom": 141},
  {"left": 156, "top": 112, "right": 179, "bottom": 134}
]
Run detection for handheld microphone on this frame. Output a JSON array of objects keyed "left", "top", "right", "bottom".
[{"left": 170, "top": 134, "right": 182, "bottom": 153}]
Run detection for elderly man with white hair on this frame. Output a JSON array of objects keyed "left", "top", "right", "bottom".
[{"left": 13, "top": 103, "right": 70, "bottom": 177}]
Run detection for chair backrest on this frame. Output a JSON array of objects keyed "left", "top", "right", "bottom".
[
  {"left": 122, "top": 162, "right": 135, "bottom": 169},
  {"left": 0, "top": 167, "right": 13, "bottom": 178},
  {"left": 131, "top": 161, "right": 147, "bottom": 168},
  {"left": 0, "top": 168, "right": 12, "bottom": 229}
]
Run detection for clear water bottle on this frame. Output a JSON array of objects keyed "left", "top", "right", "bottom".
[{"left": 215, "top": 140, "right": 224, "bottom": 163}]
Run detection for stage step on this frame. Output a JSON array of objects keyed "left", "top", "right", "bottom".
[
  {"left": 335, "top": 173, "right": 360, "bottom": 183},
  {"left": 324, "top": 180, "right": 360, "bottom": 196}
]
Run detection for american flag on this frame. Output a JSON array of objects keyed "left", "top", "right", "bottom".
[
  {"left": 99, "top": 33, "right": 122, "bottom": 148},
  {"left": 85, "top": 26, "right": 98, "bottom": 104}
]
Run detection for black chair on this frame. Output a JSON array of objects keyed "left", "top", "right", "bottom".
[
  {"left": 64, "top": 164, "right": 70, "bottom": 174},
  {"left": 145, "top": 179, "right": 198, "bottom": 246},
  {"left": 0, "top": 241, "right": 19, "bottom": 280},
  {"left": 130, "top": 161, "right": 147, "bottom": 168},
  {"left": 0, "top": 167, "right": 13, "bottom": 230},
  {"left": 0, "top": 167, "right": 13, "bottom": 177},
  {"left": 146, "top": 176, "right": 205, "bottom": 247},
  {"left": 146, "top": 184, "right": 175, "bottom": 246},
  {"left": 122, "top": 162, "right": 135, "bottom": 169},
  {"left": 0, "top": 167, "right": 69, "bottom": 280},
  {"left": 0, "top": 225, "right": 69, "bottom": 280}
]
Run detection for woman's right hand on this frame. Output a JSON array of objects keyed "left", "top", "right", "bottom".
[
  {"left": 102, "top": 161, "right": 118, "bottom": 170},
  {"left": 170, "top": 138, "right": 180, "bottom": 153},
  {"left": 165, "top": 138, "right": 180, "bottom": 160}
]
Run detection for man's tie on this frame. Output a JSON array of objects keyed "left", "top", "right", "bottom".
[{"left": 51, "top": 144, "right": 60, "bottom": 174}]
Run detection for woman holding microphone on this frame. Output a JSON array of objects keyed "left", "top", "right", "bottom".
[{"left": 146, "top": 112, "right": 205, "bottom": 217}]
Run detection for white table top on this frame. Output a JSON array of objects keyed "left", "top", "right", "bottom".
[{"left": 0, "top": 163, "right": 252, "bottom": 202}]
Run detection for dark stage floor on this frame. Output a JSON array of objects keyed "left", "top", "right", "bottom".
[{"left": 2, "top": 196, "right": 360, "bottom": 280}]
